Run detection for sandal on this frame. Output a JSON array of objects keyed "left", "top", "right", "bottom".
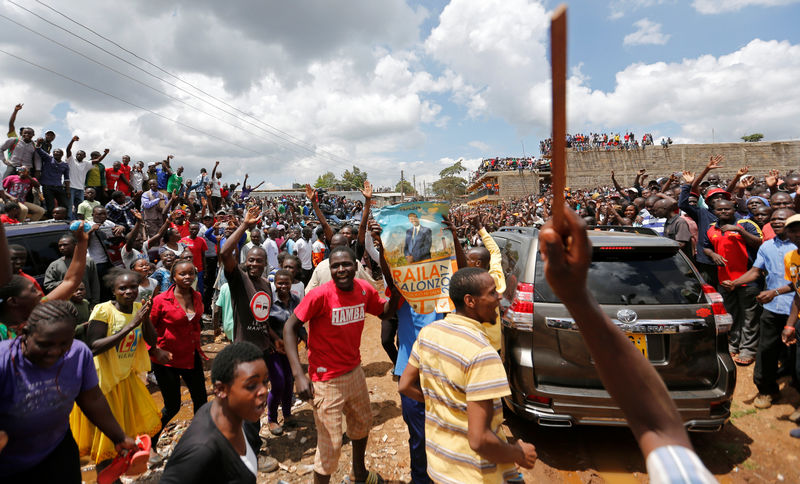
[
  {"left": 268, "top": 422, "right": 284, "bottom": 436},
  {"left": 733, "top": 355, "right": 754, "bottom": 366},
  {"left": 341, "top": 470, "right": 385, "bottom": 484}
]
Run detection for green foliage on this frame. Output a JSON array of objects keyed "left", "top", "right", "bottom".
[
  {"left": 395, "top": 180, "right": 416, "bottom": 195},
  {"left": 340, "top": 166, "right": 368, "bottom": 190},
  {"left": 431, "top": 160, "right": 468, "bottom": 201},
  {"left": 439, "top": 160, "right": 466, "bottom": 178},
  {"left": 741, "top": 133, "right": 764, "bottom": 142},
  {"left": 314, "top": 171, "right": 338, "bottom": 189}
]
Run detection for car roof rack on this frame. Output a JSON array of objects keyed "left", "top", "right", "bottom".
[{"left": 590, "top": 225, "right": 660, "bottom": 236}]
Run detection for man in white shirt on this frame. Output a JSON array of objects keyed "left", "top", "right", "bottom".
[
  {"left": 294, "top": 225, "right": 313, "bottom": 285},
  {"left": 263, "top": 227, "right": 280, "bottom": 269},
  {"left": 65, "top": 135, "right": 93, "bottom": 220}
]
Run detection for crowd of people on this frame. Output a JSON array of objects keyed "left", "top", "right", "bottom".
[
  {"left": 0, "top": 99, "right": 796, "bottom": 484},
  {"left": 539, "top": 131, "right": 661, "bottom": 156},
  {"left": 470, "top": 157, "right": 551, "bottom": 182}
]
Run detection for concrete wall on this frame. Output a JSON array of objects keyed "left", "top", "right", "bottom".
[
  {"left": 565, "top": 141, "right": 800, "bottom": 189},
  {"left": 496, "top": 170, "right": 541, "bottom": 198}
]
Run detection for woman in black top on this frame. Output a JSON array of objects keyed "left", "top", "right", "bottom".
[{"left": 160, "top": 342, "right": 268, "bottom": 484}]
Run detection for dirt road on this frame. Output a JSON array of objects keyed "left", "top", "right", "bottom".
[{"left": 107, "top": 314, "right": 800, "bottom": 483}]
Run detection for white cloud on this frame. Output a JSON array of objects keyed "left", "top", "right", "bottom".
[
  {"left": 623, "top": 18, "right": 671, "bottom": 46},
  {"left": 608, "top": 0, "right": 673, "bottom": 20},
  {"left": 692, "top": 0, "right": 800, "bottom": 14},
  {"left": 468, "top": 140, "right": 490, "bottom": 151}
]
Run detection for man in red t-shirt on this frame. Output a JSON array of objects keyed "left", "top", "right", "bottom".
[
  {"left": 284, "top": 245, "right": 399, "bottom": 484},
  {"left": 703, "top": 199, "right": 763, "bottom": 364},
  {"left": 180, "top": 222, "right": 208, "bottom": 294},
  {"left": 105, "top": 160, "right": 133, "bottom": 196},
  {"left": 0, "top": 202, "right": 21, "bottom": 225}
]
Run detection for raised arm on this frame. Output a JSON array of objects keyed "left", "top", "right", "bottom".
[
  {"left": 690, "top": 155, "right": 723, "bottom": 195},
  {"left": 210, "top": 160, "right": 219, "bottom": 180},
  {"left": 442, "top": 214, "right": 467, "bottom": 269},
  {"left": 221, "top": 205, "right": 260, "bottom": 274},
  {"left": 306, "top": 184, "right": 333, "bottom": 245},
  {"left": 610, "top": 170, "right": 624, "bottom": 195},
  {"left": 356, "top": 180, "right": 373, "bottom": 248},
  {"left": 145, "top": 217, "right": 172, "bottom": 248},
  {"left": 539, "top": 207, "right": 691, "bottom": 456},
  {"left": 46, "top": 225, "right": 89, "bottom": 301},
  {"left": 726, "top": 165, "right": 748, "bottom": 194},
  {"left": 125, "top": 210, "right": 144, "bottom": 251},
  {"left": 66, "top": 135, "right": 78, "bottom": 158},
  {"left": 94, "top": 148, "right": 110, "bottom": 164},
  {"left": 8, "top": 103, "right": 22, "bottom": 135}
]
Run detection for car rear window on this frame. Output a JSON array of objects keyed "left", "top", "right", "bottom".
[{"left": 533, "top": 249, "right": 704, "bottom": 305}]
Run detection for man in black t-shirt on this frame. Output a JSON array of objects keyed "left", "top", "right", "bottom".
[{"left": 220, "top": 205, "right": 274, "bottom": 354}]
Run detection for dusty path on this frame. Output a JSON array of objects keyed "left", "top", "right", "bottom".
[{"left": 84, "top": 314, "right": 800, "bottom": 483}]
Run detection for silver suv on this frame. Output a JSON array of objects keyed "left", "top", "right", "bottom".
[{"left": 493, "top": 226, "right": 735, "bottom": 432}]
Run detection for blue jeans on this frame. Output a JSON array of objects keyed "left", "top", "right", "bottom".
[
  {"left": 69, "top": 187, "right": 84, "bottom": 220},
  {"left": 401, "top": 394, "right": 431, "bottom": 483}
]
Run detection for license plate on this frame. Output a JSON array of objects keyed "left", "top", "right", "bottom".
[{"left": 627, "top": 333, "right": 648, "bottom": 358}]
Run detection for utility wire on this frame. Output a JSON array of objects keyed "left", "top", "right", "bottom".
[
  {"left": 9, "top": 0, "right": 348, "bottom": 164},
  {"left": 0, "top": 48, "right": 264, "bottom": 157},
  {"left": 35, "top": 0, "right": 347, "bottom": 164},
  {"left": 0, "top": 13, "right": 297, "bottom": 163}
]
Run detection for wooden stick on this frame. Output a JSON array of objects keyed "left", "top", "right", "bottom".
[{"left": 550, "top": 4, "right": 567, "bottom": 228}]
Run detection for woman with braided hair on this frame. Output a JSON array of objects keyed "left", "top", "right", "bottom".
[
  {"left": 69, "top": 268, "right": 169, "bottom": 469},
  {"left": 0, "top": 300, "right": 137, "bottom": 483}
]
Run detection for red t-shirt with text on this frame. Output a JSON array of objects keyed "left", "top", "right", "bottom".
[
  {"left": 294, "top": 279, "right": 385, "bottom": 382},
  {"left": 180, "top": 236, "right": 208, "bottom": 271}
]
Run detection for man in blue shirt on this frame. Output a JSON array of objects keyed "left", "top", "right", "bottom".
[
  {"left": 721, "top": 208, "right": 796, "bottom": 408},
  {"left": 34, "top": 142, "right": 69, "bottom": 219},
  {"left": 156, "top": 156, "right": 173, "bottom": 192}
]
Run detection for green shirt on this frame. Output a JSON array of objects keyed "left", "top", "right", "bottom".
[
  {"left": 86, "top": 164, "right": 102, "bottom": 187},
  {"left": 167, "top": 174, "right": 184, "bottom": 194},
  {"left": 77, "top": 200, "right": 100, "bottom": 222},
  {"left": 215, "top": 283, "right": 234, "bottom": 341}
]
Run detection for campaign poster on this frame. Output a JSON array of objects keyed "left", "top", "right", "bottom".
[{"left": 373, "top": 201, "right": 457, "bottom": 314}]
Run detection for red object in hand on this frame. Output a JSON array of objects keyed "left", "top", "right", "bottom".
[{"left": 96, "top": 434, "right": 152, "bottom": 484}]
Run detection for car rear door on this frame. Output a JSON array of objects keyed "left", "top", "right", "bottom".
[{"left": 531, "top": 245, "right": 720, "bottom": 390}]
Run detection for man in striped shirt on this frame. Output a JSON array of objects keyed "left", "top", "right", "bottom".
[{"left": 399, "top": 267, "right": 537, "bottom": 483}]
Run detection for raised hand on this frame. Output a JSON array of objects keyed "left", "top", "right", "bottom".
[
  {"left": 13, "top": 103, "right": 23, "bottom": 112},
  {"left": 243, "top": 205, "right": 261, "bottom": 227},
  {"left": 360, "top": 180, "right": 373, "bottom": 199},
  {"left": 103, "top": 148, "right": 110, "bottom": 154},
  {"left": 706, "top": 155, "right": 723, "bottom": 170},
  {"left": 304, "top": 183, "right": 315, "bottom": 200},
  {"left": 131, "top": 209, "right": 142, "bottom": 221},
  {"left": 736, "top": 165, "right": 750, "bottom": 177},
  {"left": 71, "top": 135, "right": 80, "bottom": 142},
  {"left": 765, "top": 169, "right": 780, "bottom": 188},
  {"left": 681, "top": 170, "right": 695, "bottom": 184}
]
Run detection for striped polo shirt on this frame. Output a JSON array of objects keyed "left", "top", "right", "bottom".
[{"left": 408, "top": 313, "right": 516, "bottom": 483}]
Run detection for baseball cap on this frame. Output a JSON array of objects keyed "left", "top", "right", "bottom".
[
  {"left": 147, "top": 161, "right": 156, "bottom": 167},
  {"left": 705, "top": 188, "right": 732, "bottom": 200},
  {"left": 784, "top": 214, "right": 800, "bottom": 229}
]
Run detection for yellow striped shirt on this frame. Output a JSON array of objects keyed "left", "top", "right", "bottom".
[{"left": 408, "top": 313, "right": 516, "bottom": 483}]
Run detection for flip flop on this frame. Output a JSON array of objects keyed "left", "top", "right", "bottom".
[
  {"left": 733, "top": 355, "right": 754, "bottom": 366},
  {"left": 96, "top": 435, "right": 151, "bottom": 484}
]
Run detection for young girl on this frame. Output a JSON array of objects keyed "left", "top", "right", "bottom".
[
  {"left": 152, "top": 251, "right": 176, "bottom": 293},
  {"left": 70, "top": 269, "right": 169, "bottom": 466},
  {"left": 132, "top": 258, "right": 159, "bottom": 302},
  {"left": 160, "top": 342, "right": 268, "bottom": 484},
  {"left": 149, "top": 260, "right": 206, "bottom": 448},
  {"left": 0, "top": 301, "right": 136, "bottom": 483},
  {"left": 265, "top": 270, "right": 300, "bottom": 436}
]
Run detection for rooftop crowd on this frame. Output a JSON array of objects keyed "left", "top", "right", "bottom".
[
  {"left": 0, "top": 100, "right": 796, "bottom": 483},
  {"left": 539, "top": 131, "right": 663, "bottom": 156}
]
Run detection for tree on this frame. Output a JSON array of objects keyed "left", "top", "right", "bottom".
[
  {"left": 314, "top": 171, "right": 338, "bottom": 188},
  {"left": 431, "top": 160, "right": 468, "bottom": 201},
  {"left": 741, "top": 133, "right": 764, "bottom": 143},
  {"left": 395, "top": 180, "right": 416, "bottom": 195},
  {"left": 340, "top": 165, "right": 368, "bottom": 190}
]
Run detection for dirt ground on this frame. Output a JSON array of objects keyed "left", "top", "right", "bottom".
[{"left": 86, "top": 314, "right": 800, "bottom": 483}]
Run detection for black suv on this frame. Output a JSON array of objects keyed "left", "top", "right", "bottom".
[
  {"left": 493, "top": 226, "right": 735, "bottom": 432},
  {"left": 5, "top": 221, "right": 70, "bottom": 287}
]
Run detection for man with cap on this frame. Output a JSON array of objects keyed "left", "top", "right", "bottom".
[
  {"left": 722, "top": 209, "right": 797, "bottom": 409},
  {"left": 679, "top": 155, "right": 738, "bottom": 288},
  {"left": 780, "top": 215, "right": 800, "bottom": 435}
]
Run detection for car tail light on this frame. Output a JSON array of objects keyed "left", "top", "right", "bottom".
[
  {"left": 702, "top": 284, "right": 732, "bottom": 334},
  {"left": 526, "top": 394, "right": 552, "bottom": 406},
  {"left": 505, "top": 282, "right": 533, "bottom": 331}
]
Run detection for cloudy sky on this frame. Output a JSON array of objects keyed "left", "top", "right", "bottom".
[{"left": 0, "top": 0, "right": 798, "bottom": 191}]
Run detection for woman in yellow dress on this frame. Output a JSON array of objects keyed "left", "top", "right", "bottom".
[{"left": 70, "top": 268, "right": 171, "bottom": 466}]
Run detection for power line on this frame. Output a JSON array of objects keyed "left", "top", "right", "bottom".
[
  {"left": 8, "top": 0, "right": 349, "bottom": 164},
  {"left": 34, "top": 0, "right": 348, "bottom": 165},
  {"left": 0, "top": 13, "right": 299, "bottom": 163},
  {"left": 0, "top": 48, "right": 264, "bottom": 157}
]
